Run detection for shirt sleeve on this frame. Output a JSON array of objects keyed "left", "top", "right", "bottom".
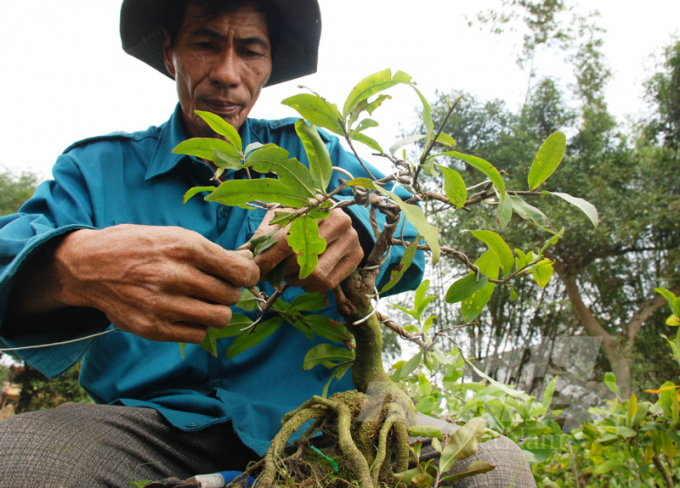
[
  {"left": 0, "top": 153, "right": 108, "bottom": 377},
  {"left": 322, "top": 134, "right": 426, "bottom": 297}
]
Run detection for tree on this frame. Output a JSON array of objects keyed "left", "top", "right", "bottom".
[
  {"left": 424, "top": 21, "right": 680, "bottom": 399},
  {"left": 0, "top": 168, "right": 93, "bottom": 414},
  {"left": 170, "top": 60, "right": 594, "bottom": 486}
]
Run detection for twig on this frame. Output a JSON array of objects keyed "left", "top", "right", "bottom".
[
  {"left": 652, "top": 454, "right": 674, "bottom": 488},
  {"left": 414, "top": 94, "right": 464, "bottom": 188},
  {"left": 568, "top": 444, "right": 581, "bottom": 488},
  {"left": 377, "top": 312, "right": 427, "bottom": 349}
]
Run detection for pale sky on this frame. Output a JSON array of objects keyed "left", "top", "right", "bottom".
[{"left": 0, "top": 0, "right": 678, "bottom": 180}]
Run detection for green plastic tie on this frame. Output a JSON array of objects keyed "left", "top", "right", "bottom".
[{"left": 310, "top": 445, "right": 339, "bottom": 472}]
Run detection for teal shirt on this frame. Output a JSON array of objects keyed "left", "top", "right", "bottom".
[{"left": 0, "top": 104, "right": 424, "bottom": 456}]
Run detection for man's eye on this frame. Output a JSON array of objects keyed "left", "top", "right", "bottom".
[
  {"left": 194, "top": 42, "right": 216, "bottom": 50},
  {"left": 242, "top": 48, "right": 263, "bottom": 57}
]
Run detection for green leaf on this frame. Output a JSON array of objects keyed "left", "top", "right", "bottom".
[
  {"left": 264, "top": 260, "right": 287, "bottom": 292},
  {"left": 295, "top": 120, "right": 333, "bottom": 193},
  {"left": 226, "top": 316, "right": 283, "bottom": 360},
  {"left": 673, "top": 297, "right": 680, "bottom": 318},
  {"left": 194, "top": 110, "right": 242, "bottom": 150},
  {"left": 198, "top": 327, "right": 217, "bottom": 357},
  {"left": 439, "top": 151, "right": 506, "bottom": 197},
  {"left": 348, "top": 94, "right": 392, "bottom": 128},
  {"left": 416, "top": 396, "right": 436, "bottom": 415},
  {"left": 269, "top": 211, "right": 296, "bottom": 227},
  {"left": 172, "top": 137, "right": 242, "bottom": 161},
  {"left": 514, "top": 249, "right": 528, "bottom": 270},
  {"left": 183, "top": 186, "right": 216, "bottom": 204},
  {"left": 542, "top": 376, "right": 558, "bottom": 409},
  {"left": 594, "top": 459, "right": 626, "bottom": 475},
  {"left": 440, "top": 417, "right": 486, "bottom": 472},
  {"left": 380, "top": 235, "right": 420, "bottom": 294},
  {"left": 303, "top": 344, "right": 355, "bottom": 370},
  {"left": 289, "top": 292, "right": 329, "bottom": 313},
  {"left": 288, "top": 316, "right": 313, "bottom": 341},
  {"left": 414, "top": 279, "right": 431, "bottom": 314},
  {"left": 547, "top": 191, "right": 599, "bottom": 228},
  {"left": 346, "top": 178, "right": 441, "bottom": 265},
  {"left": 531, "top": 260, "right": 554, "bottom": 288},
  {"left": 390, "top": 134, "right": 426, "bottom": 156},
  {"left": 218, "top": 314, "right": 255, "bottom": 338},
  {"left": 440, "top": 461, "right": 496, "bottom": 483},
  {"left": 281, "top": 94, "right": 344, "bottom": 136},
  {"left": 469, "top": 230, "right": 514, "bottom": 278},
  {"left": 437, "top": 165, "right": 467, "bottom": 209},
  {"left": 418, "top": 371, "right": 431, "bottom": 396},
  {"left": 436, "top": 133, "right": 457, "bottom": 147},
  {"left": 246, "top": 146, "right": 316, "bottom": 198},
  {"left": 509, "top": 194, "right": 549, "bottom": 227},
  {"left": 392, "top": 351, "right": 422, "bottom": 381},
  {"left": 467, "top": 360, "right": 528, "bottom": 399},
  {"left": 354, "top": 118, "right": 379, "bottom": 133},
  {"left": 205, "top": 179, "right": 311, "bottom": 208},
  {"left": 445, "top": 274, "right": 489, "bottom": 304},
  {"left": 351, "top": 132, "right": 384, "bottom": 153},
  {"left": 288, "top": 215, "right": 327, "bottom": 280},
  {"left": 408, "top": 83, "right": 434, "bottom": 144},
  {"left": 236, "top": 288, "right": 261, "bottom": 311},
  {"left": 343, "top": 69, "right": 412, "bottom": 118},
  {"left": 509, "top": 287, "right": 518, "bottom": 301},
  {"left": 212, "top": 148, "right": 243, "bottom": 171},
  {"left": 253, "top": 237, "right": 278, "bottom": 256},
  {"left": 461, "top": 251, "right": 499, "bottom": 323},
  {"left": 422, "top": 315, "right": 436, "bottom": 334},
  {"left": 244, "top": 142, "right": 264, "bottom": 156},
  {"left": 179, "top": 342, "right": 186, "bottom": 359},
  {"left": 604, "top": 372, "right": 618, "bottom": 395},
  {"left": 306, "top": 315, "right": 352, "bottom": 344},
  {"left": 528, "top": 131, "right": 567, "bottom": 190},
  {"left": 654, "top": 287, "right": 677, "bottom": 304},
  {"left": 408, "top": 425, "right": 444, "bottom": 441},
  {"left": 496, "top": 189, "right": 513, "bottom": 229}
]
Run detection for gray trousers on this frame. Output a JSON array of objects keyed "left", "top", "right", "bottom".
[{"left": 0, "top": 403, "right": 536, "bottom": 487}]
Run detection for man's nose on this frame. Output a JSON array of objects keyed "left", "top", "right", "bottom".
[{"left": 210, "top": 49, "right": 241, "bottom": 88}]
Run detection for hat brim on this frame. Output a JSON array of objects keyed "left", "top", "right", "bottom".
[{"left": 120, "top": 0, "right": 321, "bottom": 87}]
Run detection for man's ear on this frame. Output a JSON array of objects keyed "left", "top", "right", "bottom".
[{"left": 162, "top": 29, "right": 176, "bottom": 79}]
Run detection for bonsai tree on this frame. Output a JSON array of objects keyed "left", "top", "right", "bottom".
[{"left": 175, "top": 69, "right": 597, "bottom": 488}]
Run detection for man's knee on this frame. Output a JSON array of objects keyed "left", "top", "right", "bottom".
[{"left": 413, "top": 413, "right": 537, "bottom": 488}]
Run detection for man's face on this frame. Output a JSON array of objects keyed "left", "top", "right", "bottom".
[{"left": 163, "top": 4, "right": 272, "bottom": 138}]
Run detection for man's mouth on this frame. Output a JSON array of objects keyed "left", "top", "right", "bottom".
[{"left": 200, "top": 99, "right": 244, "bottom": 117}]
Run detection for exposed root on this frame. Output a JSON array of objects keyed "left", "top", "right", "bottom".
[{"left": 255, "top": 391, "right": 411, "bottom": 488}]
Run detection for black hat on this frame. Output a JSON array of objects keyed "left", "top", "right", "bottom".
[{"left": 120, "top": 0, "right": 321, "bottom": 87}]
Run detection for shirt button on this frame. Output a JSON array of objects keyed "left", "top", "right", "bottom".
[
  {"left": 219, "top": 207, "right": 230, "bottom": 218},
  {"left": 186, "top": 423, "right": 199, "bottom": 428}
]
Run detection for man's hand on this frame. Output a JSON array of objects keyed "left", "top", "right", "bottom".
[
  {"left": 17, "top": 225, "right": 260, "bottom": 344},
  {"left": 251, "top": 208, "right": 364, "bottom": 293}
]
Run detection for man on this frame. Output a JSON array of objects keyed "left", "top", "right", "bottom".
[
  {"left": 0, "top": 1, "right": 536, "bottom": 486},
  {"left": 0, "top": 0, "right": 422, "bottom": 485}
]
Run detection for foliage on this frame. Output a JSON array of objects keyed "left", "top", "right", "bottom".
[
  {"left": 10, "top": 363, "right": 92, "bottom": 413},
  {"left": 0, "top": 167, "right": 40, "bottom": 217},
  {"left": 419, "top": 6, "right": 680, "bottom": 400},
  {"left": 175, "top": 60, "right": 600, "bottom": 486}
]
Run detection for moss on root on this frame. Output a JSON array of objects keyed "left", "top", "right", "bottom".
[{"left": 249, "top": 391, "right": 411, "bottom": 488}]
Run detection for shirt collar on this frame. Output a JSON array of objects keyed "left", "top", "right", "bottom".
[{"left": 145, "top": 103, "right": 262, "bottom": 181}]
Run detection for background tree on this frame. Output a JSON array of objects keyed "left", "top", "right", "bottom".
[
  {"left": 420, "top": 6, "right": 680, "bottom": 398},
  {"left": 0, "top": 167, "right": 92, "bottom": 414}
]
